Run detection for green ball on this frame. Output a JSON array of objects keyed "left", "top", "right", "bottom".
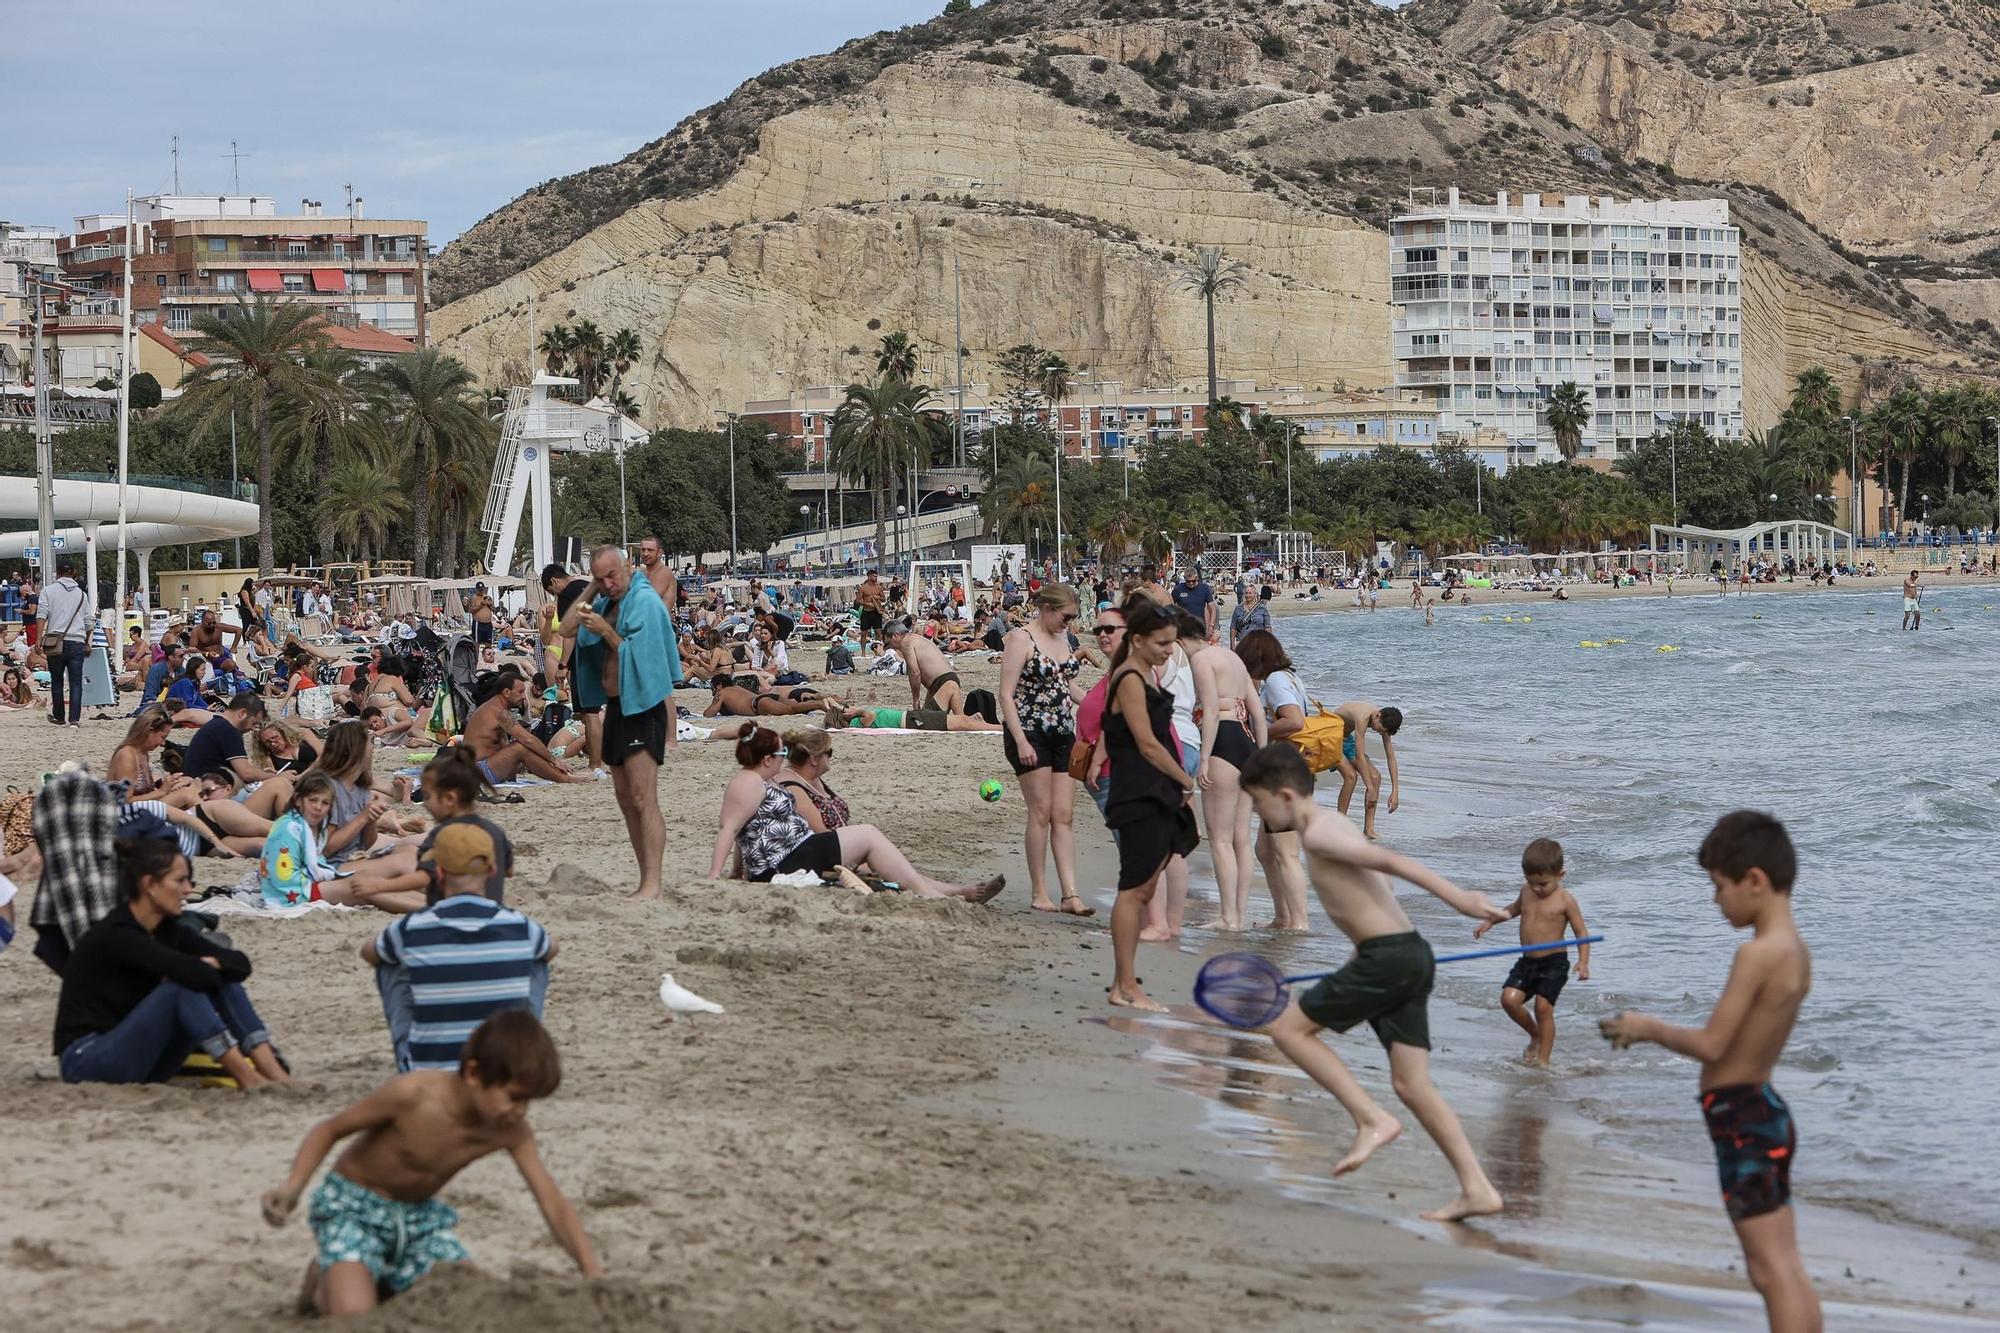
[{"left": 979, "top": 778, "right": 1004, "bottom": 803}]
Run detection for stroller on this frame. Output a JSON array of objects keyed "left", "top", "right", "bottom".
[{"left": 411, "top": 628, "right": 479, "bottom": 743}]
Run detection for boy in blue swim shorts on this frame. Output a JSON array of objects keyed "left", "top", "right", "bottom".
[
  {"left": 1601, "top": 811, "right": 1820, "bottom": 1331},
  {"left": 261, "top": 1011, "right": 602, "bottom": 1315},
  {"left": 1332, "top": 701, "right": 1403, "bottom": 840}
]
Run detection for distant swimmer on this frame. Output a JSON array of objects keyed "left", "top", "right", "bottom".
[
  {"left": 1902, "top": 570, "right": 1922, "bottom": 631},
  {"left": 1332, "top": 701, "right": 1403, "bottom": 840},
  {"left": 1474, "top": 838, "right": 1592, "bottom": 1068}
]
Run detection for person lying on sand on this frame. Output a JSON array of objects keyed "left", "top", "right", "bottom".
[
  {"left": 702, "top": 679, "right": 836, "bottom": 719},
  {"left": 710, "top": 726, "right": 1004, "bottom": 901},
  {"left": 822, "top": 702, "right": 1001, "bottom": 733},
  {"left": 261, "top": 1011, "right": 600, "bottom": 1317}
]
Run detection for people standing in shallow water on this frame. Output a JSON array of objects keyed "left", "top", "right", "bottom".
[
  {"left": 1601, "top": 811, "right": 1820, "bottom": 1333},
  {"left": 998, "top": 584, "right": 1089, "bottom": 916},
  {"left": 1190, "top": 611, "right": 1266, "bottom": 932},
  {"left": 1902, "top": 570, "right": 1922, "bottom": 630},
  {"left": 1475, "top": 837, "right": 1592, "bottom": 1068},
  {"left": 1238, "top": 743, "right": 1508, "bottom": 1222},
  {"left": 1233, "top": 629, "right": 1310, "bottom": 931}
]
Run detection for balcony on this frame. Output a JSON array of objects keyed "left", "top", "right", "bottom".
[
  {"left": 162, "top": 284, "right": 356, "bottom": 300},
  {"left": 193, "top": 249, "right": 422, "bottom": 266}
]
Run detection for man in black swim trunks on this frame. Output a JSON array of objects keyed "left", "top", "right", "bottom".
[
  {"left": 855, "top": 570, "right": 887, "bottom": 646},
  {"left": 884, "top": 618, "right": 965, "bottom": 715}
]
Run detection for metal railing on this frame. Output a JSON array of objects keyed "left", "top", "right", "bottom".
[
  {"left": 198, "top": 249, "right": 421, "bottom": 265},
  {"left": 0, "top": 469, "right": 257, "bottom": 501}
]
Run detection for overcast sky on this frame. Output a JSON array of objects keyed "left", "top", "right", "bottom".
[{"left": 7, "top": 1, "right": 1401, "bottom": 246}]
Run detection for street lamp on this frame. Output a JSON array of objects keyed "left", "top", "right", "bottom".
[
  {"left": 896, "top": 504, "right": 908, "bottom": 564},
  {"left": 713, "top": 411, "right": 740, "bottom": 573},
  {"left": 1042, "top": 362, "right": 1066, "bottom": 584},
  {"left": 1989, "top": 416, "right": 1999, "bottom": 544},
  {"left": 1768, "top": 492, "right": 1778, "bottom": 521},
  {"left": 1841, "top": 413, "right": 1859, "bottom": 542}
]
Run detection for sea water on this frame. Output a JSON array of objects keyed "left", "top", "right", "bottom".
[{"left": 1270, "top": 583, "right": 2000, "bottom": 1239}]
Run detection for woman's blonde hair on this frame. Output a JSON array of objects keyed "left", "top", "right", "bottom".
[
  {"left": 1033, "top": 583, "right": 1079, "bottom": 613},
  {"left": 253, "top": 717, "right": 302, "bottom": 768},
  {"left": 783, "top": 727, "right": 832, "bottom": 764}
]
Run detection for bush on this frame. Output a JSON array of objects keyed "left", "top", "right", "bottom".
[
  {"left": 1258, "top": 32, "right": 1287, "bottom": 59},
  {"left": 1090, "top": 57, "right": 1109, "bottom": 73}
]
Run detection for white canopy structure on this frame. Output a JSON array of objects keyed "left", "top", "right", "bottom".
[
  {"left": 1649, "top": 520, "right": 1853, "bottom": 570},
  {"left": 0, "top": 474, "right": 259, "bottom": 611},
  {"left": 480, "top": 374, "right": 649, "bottom": 578}
]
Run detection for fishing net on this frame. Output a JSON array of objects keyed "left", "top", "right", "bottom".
[{"left": 1192, "top": 952, "right": 1292, "bottom": 1030}]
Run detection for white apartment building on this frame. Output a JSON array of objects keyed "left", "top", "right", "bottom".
[
  {"left": 1390, "top": 188, "right": 1742, "bottom": 461},
  {"left": 0, "top": 222, "right": 61, "bottom": 385}
]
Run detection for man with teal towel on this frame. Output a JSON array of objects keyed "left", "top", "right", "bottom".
[{"left": 566, "top": 545, "right": 677, "bottom": 898}]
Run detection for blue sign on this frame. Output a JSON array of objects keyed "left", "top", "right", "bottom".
[
  {"left": 22, "top": 546, "right": 37, "bottom": 560},
  {"left": 202, "top": 551, "right": 222, "bottom": 570}
]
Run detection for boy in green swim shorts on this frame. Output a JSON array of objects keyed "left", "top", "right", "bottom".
[
  {"left": 261, "top": 1011, "right": 601, "bottom": 1315},
  {"left": 1239, "top": 743, "right": 1508, "bottom": 1222}
]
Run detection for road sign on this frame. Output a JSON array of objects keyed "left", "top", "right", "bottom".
[
  {"left": 23, "top": 546, "right": 38, "bottom": 560},
  {"left": 202, "top": 551, "right": 222, "bottom": 570},
  {"left": 50, "top": 534, "right": 66, "bottom": 550}
]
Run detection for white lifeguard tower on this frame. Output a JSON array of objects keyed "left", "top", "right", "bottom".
[{"left": 480, "top": 373, "right": 649, "bottom": 577}]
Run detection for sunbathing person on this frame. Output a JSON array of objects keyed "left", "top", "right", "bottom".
[
  {"left": 462, "top": 670, "right": 590, "bottom": 784},
  {"left": 702, "top": 680, "right": 836, "bottom": 719},
  {"left": 709, "top": 726, "right": 1003, "bottom": 900},
  {"left": 822, "top": 701, "right": 1001, "bottom": 733},
  {"left": 884, "top": 618, "right": 967, "bottom": 715}
]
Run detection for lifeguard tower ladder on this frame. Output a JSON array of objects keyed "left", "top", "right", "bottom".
[{"left": 479, "top": 373, "right": 649, "bottom": 577}]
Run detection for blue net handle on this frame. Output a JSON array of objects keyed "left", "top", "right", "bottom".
[{"left": 1280, "top": 934, "right": 1603, "bottom": 985}]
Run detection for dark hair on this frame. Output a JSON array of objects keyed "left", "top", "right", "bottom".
[
  {"left": 116, "top": 836, "right": 186, "bottom": 901},
  {"left": 1109, "top": 600, "right": 1178, "bottom": 673},
  {"left": 1521, "top": 837, "right": 1565, "bottom": 879},
  {"left": 423, "top": 745, "right": 490, "bottom": 808},
  {"left": 360, "top": 706, "right": 383, "bottom": 723},
  {"left": 56, "top": 559, "right": 75, "bottom": 576},
  {"left": 1698, "top": 810, "right": 1796, "bottom": 893},
  {"left": 459, "top": 1010, "right": 562, "bottom": 1098},
  {"left": 1171, "top": 607, "right": 1207, "bottom": 642},
  {"left": 227, "top": 690, "right": 265, "bottom": 717},
  {"left": 1378, "top": 706, "right": 1403, "bottom": 736},
  {"left": 1260, "top": 585, "right": 1276, "bottom": 600},
  {"left": 734, "top": 724, "right": 782, "bottom": 768},
  {"left": 540, "top": 562, "right": 570, "bottom": 592},
  {"left": 1238, "top": 742, "right": 1313, "bottom": 796},
  {"left": 1234, "top": 628, "right": 1291, "bottom": 680}
]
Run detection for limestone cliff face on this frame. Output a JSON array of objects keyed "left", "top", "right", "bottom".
[
  {"left": 432, "top": 0, "right": 1992, "bottom": 435},
  {"left": 433, "top": 59, "right": 1393, "bottom": 426}
]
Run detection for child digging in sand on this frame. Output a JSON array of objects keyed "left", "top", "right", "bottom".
[
  {"left": 1600, "top": 811, "right": 1820, "bottom": 1332},
  {"left": 1474, "top": 837, "right": 1592, "bottom": 1067},
  {"left": 1237, "top": 743, "right": 1508, "bottom": 1221},
  {"left": 261, "top": 1010, "right": 601, "bottom": 1315}
]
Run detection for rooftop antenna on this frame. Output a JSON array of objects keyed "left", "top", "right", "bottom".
[
  {"left": 171, "top": 135, "right": 180, "bottom": 193},
  {"left": 227, "top": 140, "right": 251, "bottom": 194}
]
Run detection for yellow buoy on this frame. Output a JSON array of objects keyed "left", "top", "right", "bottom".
[
  {"left": 1606, "top": 638, "right": 1627, "bottom": 645},
  {"left": 1656, "top": 645, "right": 1680, "bottom": 653},
  {"left": 1479, "top": 615, "right": 1493, "bottom": 622},
  {"left": 1579, "top": 640, "right": 1602, "bottom": 648},
  {"left": 1521, "top": 615, "right": 1533, "bottom": 623}
]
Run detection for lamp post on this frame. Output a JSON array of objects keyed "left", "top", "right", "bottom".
[
  {"left": 1841, "top": 413, "right": 1859, "bottom": 543},
  {"left": 1284, "top": 421, "right": 1296, "bottom": 522},
  {"left": 1989, "top": 416, "right": 1999, "bottom": 546},
  {"left": 1042, "top": 362, "right": 1066, "bottom": 584}
]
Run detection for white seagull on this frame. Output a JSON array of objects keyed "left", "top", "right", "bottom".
[{"left": 658, "top": 973, "right": 725, "bottom": 1020}]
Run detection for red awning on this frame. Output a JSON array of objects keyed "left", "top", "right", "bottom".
[
  {"left": 310, "top": 269, "right": 345, "bottom": 293},
  {"left": 246, "top": 269, "right": 281, "bottom": 292}
]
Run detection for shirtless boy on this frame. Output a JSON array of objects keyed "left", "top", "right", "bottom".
[
  {"left": 1902, "top": 569, "right": 1922, "bottom": 631},
  {"left": 1238, "top": 743, "right": 1508, "bottom": 1221},
  {"left": 464, "top": 671, "right": 589, "bottom": 784},
  {"left": 261, "top": 1011, "right": 601, "bottom": 1316},
  {"left": 1474, "top": 837, "right": 1592, "bottom": 1067},
  {"left": 885, "top": 618, "right": 965, "bottom": 714},
  {"left": 1332, "top": 701, "right": 1403, "bottom": 839},
  {"left": 1601, "top": 811, "right": 1819, "bottom": 1332}
]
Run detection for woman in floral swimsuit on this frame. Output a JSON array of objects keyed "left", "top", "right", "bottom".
[{"left": 998, "top": 584, "right": 1090, "bottom": 915}]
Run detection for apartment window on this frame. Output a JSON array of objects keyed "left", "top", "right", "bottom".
[
  {"left": 282, "top": 273, "right": 307, "bottom": 292},
  {"left": 384, "top": 273, "right": 406, "bottom": 296},
  {"left": 287, "top": 242, "right": 308, "bottom": 256},
  {"left": 154, "top": 274, "right": 167, "bottom": 287},
  {"left": 207, "top": 237, "right": 227, "bottom": 252},
  {"left": 215, "top": 273, "right": 239, "bottom": 291},
  {"left": 331, "top": 242, "right": 346, "bottom": 257}
]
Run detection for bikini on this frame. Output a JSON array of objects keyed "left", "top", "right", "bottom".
[{"left": 1209, "top": 697, "right": 1256, "bottom": 769}]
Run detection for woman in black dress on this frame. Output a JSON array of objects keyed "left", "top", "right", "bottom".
[{"left": 1104, "top": 602, "right": 1199, "bottom": 1012}]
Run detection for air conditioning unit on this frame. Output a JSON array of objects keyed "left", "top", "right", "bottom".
[{"left": 197, "top": 269, "right": 208, "bottom": 278}]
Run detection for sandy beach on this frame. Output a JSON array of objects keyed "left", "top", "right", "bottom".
[{"left": 2, "top": 587, "right": 1995, "bottom": 1330}]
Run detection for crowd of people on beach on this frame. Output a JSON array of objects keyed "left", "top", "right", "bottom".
[{"left": 0, "top": 537, "right": 1852, "bottom": 1330}]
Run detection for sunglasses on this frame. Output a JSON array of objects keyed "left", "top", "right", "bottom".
[
  {"left": 1060, "top": 613, "right": 1078, "bottom": 624},
  {"left": 1092, "top": 624, "right": 1122, "bottom": 635}
]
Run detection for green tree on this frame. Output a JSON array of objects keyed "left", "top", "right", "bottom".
[
  {"left": 1613, "top": 420, "right": 1759, "bottom": 529},
  {"left": 538, "top": 324, "right": 574, "bottom": 376},
  {"left": 272, "top": 345, "right": 365, "bottom": 566},
  {"left": 875, "top": 330, "right": 919, "bottom": 382},
  {"left": 1928, "top": 384, "right": 1986, "bottom": 498},
  {"left": 603, "top": 328, "right": 642, "bottom": 407},
  {"left": 1545, "top": 381, "right": 1591, "bottom": 462},
  {"left": 983, "top": 449, "right": 1056, "bottom": 544},
  {"left": 570, "top": 320, "right": 606, "bottom": 396},
  {"left": 362, "top": 350, "right": 494, "bottom": 577},
  {"left": 128, "top": 372, "right": 162, "bottom": 412},
  {"left": 943, "top": 0, "right": 972, "bottom": 14},
  {"left": 1176, "top": 247, "right": 1249, "bottom": 406},
  {"left": 321, "top": 457, "right": 409, "bottom": 564},
  {"left": 172, "top": 295, "right": 336, "bottom": 573},
  {"left": 830, "top": 374, "right": 935, "bottom": 559},
  {"left": 1868, "top": 383, "right": 1927, "bottom": 528}
]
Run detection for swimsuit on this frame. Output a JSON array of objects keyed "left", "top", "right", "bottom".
[
  {"left": 779, "top": 777, "right": 849, "bottom": 830},
  {"left": 309, "top": 1171, "right": 468, "bottom": 1295},
  {"left": 737, "top": 782, "right": 839, "bottom": 881},
  {"left": 1502, "top": 951, "right": 1570, "bottom": 1004},
  {"left": 1297, "top": 931, "right": 1435, "bottom": 1050},
  {"left": 1006, "top": 640, "right": 1080, "bottom": 776},
  {"left": 1211, "top": 719, "right": 1255, "bottom": 769},
  {"left": 921, "top": 670, "right": 961, "bottom": 711},
  {"left": 1700, "top": 1082, "right": 1796, "bottom": 1221},
  {"left": 1102, "top": 669, "right": 1199, "bottom": 891}
]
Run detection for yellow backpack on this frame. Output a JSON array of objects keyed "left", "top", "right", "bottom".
[{"left": 1274, "top": 672, "right": 1347, "bottom": 774}]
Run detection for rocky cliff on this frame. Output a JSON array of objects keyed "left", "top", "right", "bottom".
[{"left": 431, "top": 0, "right": 1996, "bottom": 432}]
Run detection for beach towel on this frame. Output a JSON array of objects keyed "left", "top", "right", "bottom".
[
  {"left": 574, "top": 576, "right": 678, "bottom": 713},
  {"left": 257, "top": 810, "right": 342, "bottom": 908}
]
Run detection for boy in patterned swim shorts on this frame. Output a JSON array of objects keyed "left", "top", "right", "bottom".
[
  {"left": 261, "top": 1011, "right": 601, "bottom": 1315},
  {"left": 1601, "top": 811, "right": 1820, "bottom": 1332}
]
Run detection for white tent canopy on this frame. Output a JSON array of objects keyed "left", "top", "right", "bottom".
[{"left": 1650, "top": 520, "right": 1853, "bottom": 570}]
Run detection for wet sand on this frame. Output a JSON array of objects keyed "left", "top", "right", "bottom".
[{"left": 0, "top": 614, "right": 1992, "bottom": 1329}]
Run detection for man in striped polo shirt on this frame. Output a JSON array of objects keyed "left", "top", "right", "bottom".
[{"left": 364, "top": 823, "right": 555, "bottom": 1073}]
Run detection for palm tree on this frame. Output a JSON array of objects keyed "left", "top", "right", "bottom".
[
  {"left": 273, "top": 345, "right": 365, "bottom": 566},
  {"left": 1871, "top": 384, "right": 1927, "bottom": 528},
  {"left": 1089, "top": 506, "right": 1138, "bottom": 566},
  {"left": 1038, "top": 355, "right": 1073, "bottom": 456},
  {"left": 609, "top": 388, "right": 642, "bottom": 420},
  {"left": 537, "top": 324, "right": 575, "bottom": 376},
  {"left": 1545, "top": 381, "right": 1591, "bottom": 463},
  {"left": 363, "top": 350, "right": 494, "bottom": 577},
  {"left": 1207, "top": 396, "right": 1247, "bottom": 435},
  {"left": 982, "top": 450, "right": 1056, "bottom": 544},
  {"left": 875, "top": 331, "right": 919, "bottom": 382},
  {"left": 321, "top": 457, "right": 409, "bottom": 564},
  {"left": 569, "top": 320, "right": 606, "bottom": 396},
  {"left": 1170, "top": 497, "right": 1229, "bottom": 560},
  {"left": 1176, "top": 247, "right": 1249, "bottom": 406},
  {"left": 1928, "top": 385, "right": 1985, "bottom": 497},
  {"left": 603, "top": 327, "right": 642, "bottom": 403},
  {"left": 830, "top": 374, "right": 936, "bottom": 560},
  {"left": 1312, "top": 507, "right": 1376, "bottom": 568},
  {"left": 173, "top": 296, "right": 336, "bottom": 573},
  {"left": 1787, "top": 366, "right": 1843, "bottom": 428}
]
